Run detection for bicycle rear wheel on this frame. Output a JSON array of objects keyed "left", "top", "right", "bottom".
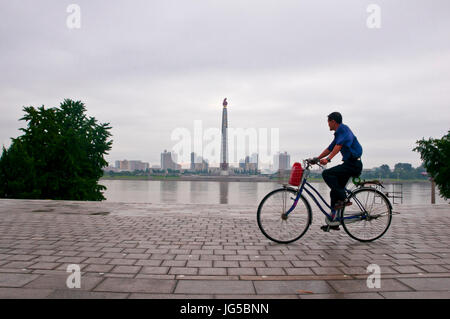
[
  {"left": 341, "top": 187, "right": 392, "bottom": 242},
  {"left": 257, "top": 187, "right": 312, "bottom": 244}
]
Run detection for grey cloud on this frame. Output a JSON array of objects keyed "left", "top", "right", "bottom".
[{"left": 1, "top": 1, "right": 449, "bottom": 168}]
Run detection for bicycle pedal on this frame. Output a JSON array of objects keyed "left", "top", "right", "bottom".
[
  {"left": 320, "top": 225, "right": 330, "bottom": 232},
  {"left": 321, "top": 225, "right": 340, "bottom": 232}
]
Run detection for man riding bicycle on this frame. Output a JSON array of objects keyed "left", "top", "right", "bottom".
[{"left": 312, "top": 112, "right": 363, "bottom": 231}]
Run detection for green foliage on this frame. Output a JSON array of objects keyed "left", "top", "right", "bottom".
[
  {"left": 414, "top": 130, "right": 450, "bottom": 199},
  {"left": 0, "top": 99, "right": 112, "bottom": 201},
  {"left": 307, "top": 162, "right": 427, "bottom": 180}
]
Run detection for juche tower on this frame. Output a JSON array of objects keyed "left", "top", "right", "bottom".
[{"left": 220, "top": 98, "right": 229, "bottom": 175}]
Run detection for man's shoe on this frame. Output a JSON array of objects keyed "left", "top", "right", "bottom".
[
  {"left": 334, "top": 200, "right": 352, "bottom": 210},
  {"left": 320, "top": 225, "right": 340, "bottom": 232}
]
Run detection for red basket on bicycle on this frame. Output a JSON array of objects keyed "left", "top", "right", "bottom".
[{"left": 289, "top": 162, "right": 304, "bottom": 186}]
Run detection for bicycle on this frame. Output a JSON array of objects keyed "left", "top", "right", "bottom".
[{"left": 257, "top": 159, "right": 393, "bottom": 243}]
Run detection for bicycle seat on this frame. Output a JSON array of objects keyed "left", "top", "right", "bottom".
[{"left": 352, "top": 177, "right": 384, "bottom": 188}]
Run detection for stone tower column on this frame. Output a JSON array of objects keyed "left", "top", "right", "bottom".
[{"left": 220, "top": 98, "right": 229, "bottom": 175}]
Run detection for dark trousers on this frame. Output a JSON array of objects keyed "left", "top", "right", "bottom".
[{"left": 322, "top": 159, "right": 363, "bottom": 208}]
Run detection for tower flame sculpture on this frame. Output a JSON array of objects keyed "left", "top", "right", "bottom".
[{"left": 220, "top": 98, "right": 229, "bottom": 175}]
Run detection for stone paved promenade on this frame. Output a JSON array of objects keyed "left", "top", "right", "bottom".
[{"left": 0, "top": 199, "right": 449, "bottom": 299}]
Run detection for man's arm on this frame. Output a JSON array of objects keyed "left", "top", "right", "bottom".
[
  {"left": 319, "top": 145, "right": 342, "bottom": 165},
  {"left": 317, "top": 148, "right": 331, "bottom": 160}
]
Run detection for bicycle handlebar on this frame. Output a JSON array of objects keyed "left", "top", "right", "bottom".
[{"left": 304, "top": 158, "right": 325, "bottom": 169}]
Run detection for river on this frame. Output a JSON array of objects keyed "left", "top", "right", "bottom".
[{"left": 101, "top": 180, "right": 448, "bottom": 205}]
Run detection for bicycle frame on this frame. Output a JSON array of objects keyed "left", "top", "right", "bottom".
[{"left": 284, "top": 163, "right": 365, "bottom": 222}]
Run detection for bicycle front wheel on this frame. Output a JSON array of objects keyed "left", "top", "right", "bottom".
[
  {"left": 257, "top": 187, "right": 312, "bottom": 244},
  {"left": 341, "top": 187, "right": 392, "bottom": 242}
]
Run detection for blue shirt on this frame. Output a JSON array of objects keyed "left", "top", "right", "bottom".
[{"left": 327, "top": 123, "right": 363, "bottom": 161}]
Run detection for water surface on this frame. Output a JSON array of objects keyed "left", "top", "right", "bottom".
[{"left": 101, "top": 180, "right": 448, "bottom": 205}]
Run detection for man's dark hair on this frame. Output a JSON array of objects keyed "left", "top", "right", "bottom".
[{"left": 328, "top": 112, "right": 342, "bottom": 124}]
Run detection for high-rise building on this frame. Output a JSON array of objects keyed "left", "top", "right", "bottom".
[
  {"left": 190, "top": 152, "right": 209, "bottom": 171},
  {"left": 161, "top": 150, "right": 181, "bottom": 170},
  {"left": 278, "top": 152, "right": 291, "bottom": 171},
  {"left": 274, "top": 152, "right": 290, "bottom": 171},
  {"left": 238, "top": 154, "right": 258, "bottom": 172},
  {"left": 220, "top": 98, "right": 229, "bottom": 175},
  {"left": 250, "top": 153, "right": 258, "bottom": 171},
  {"left": 114, "top": 159, "right": 149, "bottom": 172},
  {"left": 128, "top": 160, "right": 149, "bottom": 171},
  {"left": 190, "top": 152, "right": 195, "bottom": 170},
  {"left": 119, "top": 159, "right": 129, "bottom": 171}
]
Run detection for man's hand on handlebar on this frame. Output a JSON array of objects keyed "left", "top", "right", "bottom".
[
  {"left": 306, "top": 157, "right": 319, "bottom": 165},
  {"left": 306, "top": 157, "right": 326, "bottom": 168}
]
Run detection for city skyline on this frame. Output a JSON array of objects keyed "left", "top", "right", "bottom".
[{"left": 1, "top": 1, "right": 449, "bottom": 169}]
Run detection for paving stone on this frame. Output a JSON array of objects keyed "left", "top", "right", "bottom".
[
  {"left": 265, "top": 261, "right": 293, "bottom": 268},
  {"left": 24, "top": 274, "right": 103, "bottom": 291},
  {"left": 28, "top": 262, "right": 61, "bottom": 270},
  {"left": 301, "top": 292, "right": 383, "bottom": 299},
  {"left": 397, "top": 278, "right": 450, "bottom": 291},
  {"left": 0, "top": 287, "right": 53, "bottom": 298},
  {"left": 55, "top": 256, "right": 87, "bottom": 264},
  {"left": 389, "top": 254, "right": 415, "bottom": 259},
  {"left": 175, "top": 280, "right": 255, "bottom": 294},
  {"left": 239, "top": 261, "right": 266, "bottom": 268},
  {"left": 78, "top": 252, "right": 104, "bottom": 258},
  {"left": 135, "top": 260, "right": 163, "bottom": 267},
  {"left": 327, "top": 279, "right": 412, "bottom": 293},
  {"left": 109, "top": 258, "right": 137, "bottom": 266},
  {"left": 0, "top": 274, "right": 39, "bottom": 287},
  {"left": 224, "top": 255, "right": 248, "bottom": 261},
  {"left": 418, "top": 259, "right": 447, "bottom": 265},
  {"left": 213, "top": 261, "right": 239, "bottom": 268},
  {"left": 393, "top": 259, "right": 419, "bottom": 266},
  {"left": 140, "top": 267, "right": 169, "bottom": 275},
  {"left": 111, "top": 266, "right": 141, "bottom": 274},
  {"left": 186, "top": 260, "right": 212, "bottom": 268},
  {"left": 291, "top": 260, "right": 320, "bottom": 268},
  {"left": 392, "top": 266, "right": 423, "bottom": 274},
  {"left": 7, "top": 255, "right": 37, "bottom": 262},
  {"left": 256, "top": 268, "right": 286, "bottom": 276},
  {"left": 84, "top": 257, "right": 112, "bottom": 264},
  {"left": 1, "top": 200, "right": 450, "bottom": 297},
  {"left": 2, "top": 261, "right": 37, "bottom": 269},
  {"left": 254, "top": 280, "right": 335, "bottom": 295},
  {"left": 84, "top": 264, "right": 115, "bottom": 273},
  {"left": 285, "top": 268, "right": 315, "bottom": 276},
  {"left": 95, "top": 278, "right": 176, "bottom": 293},
  {"left": 380, "top": 291, "right": 450, "bottom": 299},
  {"left": 46, "top": 289, "right": 128, "bottom": 299},
  {"left": 200, "top": 255, "right": 224, "bottom": 261},
  {"left": 169, "top": 267, "right": 198, "bottom": 275},
  {"left": 227, "top": 268, "right": 256, "bottom": 276},
  {"left": 198, "top": 268, "right": 227, "bottom": 276},
  {"left": 316, "top": 260, "right": 346, "bottom": 267},
  {"left": 135, "top": 274, "right": 176, "bottom": 280},
  {"left": 311, "top": 267, "right": 344, "bottom": 275},
  {"left": 417, "top": 265, "right": 448, "bottom": 273}
]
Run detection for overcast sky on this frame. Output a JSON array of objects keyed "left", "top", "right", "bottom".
[{"left": 1, "top": 0, "right": 449, "bottom": 169}]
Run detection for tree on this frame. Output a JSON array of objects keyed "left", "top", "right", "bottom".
[
  {"left": 393, "top": 163, "right": 414, "bottom": 180},
  {"left": 379, "top": 164, "right": 391, "bottom": 178},
  {"left": 413, "top": 130, "right": 450, "bottom": 199},
  {"left": 0, "top": 99, "right": 112, "bottom": 201}
]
